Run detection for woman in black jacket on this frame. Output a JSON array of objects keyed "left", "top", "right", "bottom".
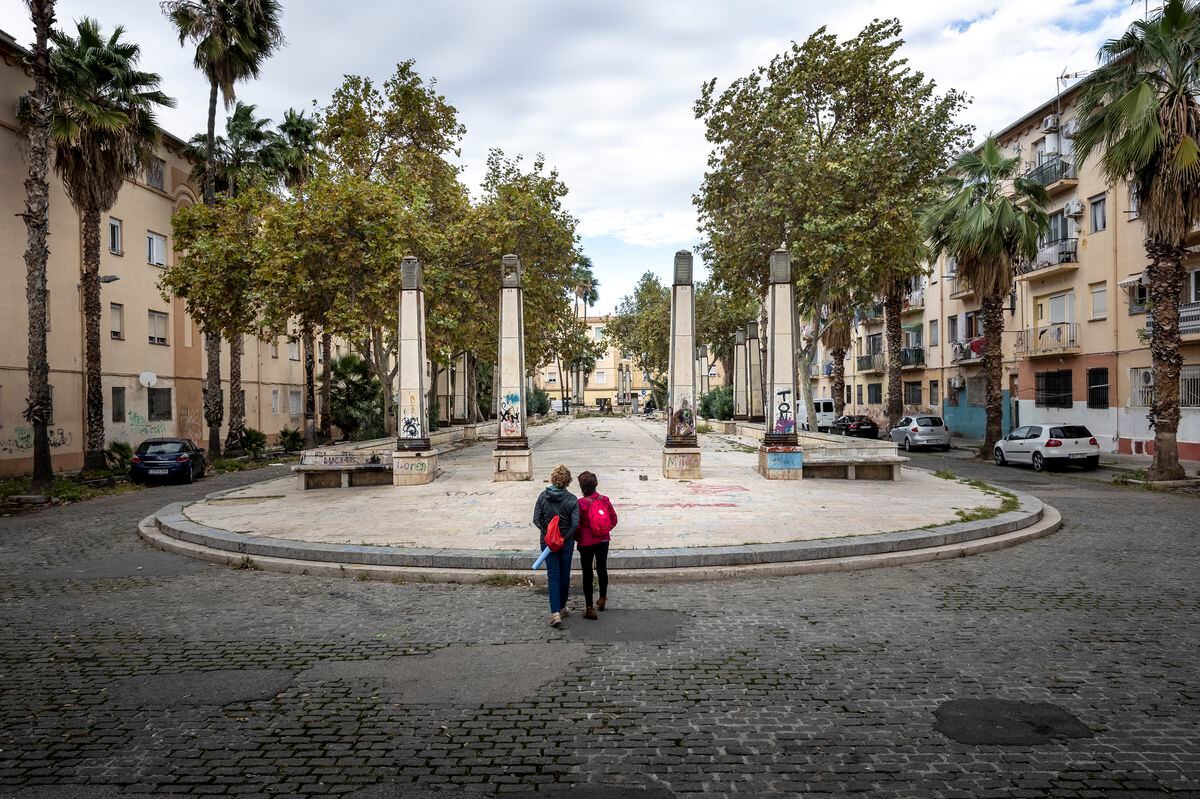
[{"left": 533, "top": 464, "right": 579, "bottom": 627}]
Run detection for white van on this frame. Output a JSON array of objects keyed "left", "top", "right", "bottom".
[{"left": 798, "top": 399, "right": 836, "bottom": 432}]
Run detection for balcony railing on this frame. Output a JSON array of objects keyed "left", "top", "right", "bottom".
[
  {"left": 1015, "top": 322, "right": 1079, "bottom": 356},
  {"left": 949, "top": 276, "right": 974, "bottom": 298},
  {"left": 1026, "top": 155, "right": 1075, "bottom": 188},
  {"left": 856, "top": 353, "right": 884, "bottom": 372},
  {"left": 1145, "top": 301, "right": 1200, "bottom": 336},
  {"left": 951, "top": 336, "right": 985, "bottom": 364},
  {"left": 900, "top": 346, "right": 925, "bottom": 367},
  {"left": 857, "top": 303, "right": 884, "bottom": 323},
  {"left": 1020, "top": 238, "right": 1079, "bottom": 275},
  {"left": 903, "top": 289, "right": 925, "bottom": 312}
]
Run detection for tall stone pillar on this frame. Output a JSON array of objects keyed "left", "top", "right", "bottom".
[
  {"left": 436, "top": 363, "right": 451, "bottom": 425},
  {"left": 698, "top": 345, "right": 711, "bottom": 397},
  {"left": 493, "top": 255, "right": 533, "bottom": 481},
  {"left": 393, "top": 256, "right": 438, "bottom": 485},
  {"left": 759, "top": 248, "right": 803, "bottom": 479},
  {"left": 663, "top": 250, "right": 702, "bottom": 479},
  {"left": 733, "top": 330, "right": 748, "bottom": 420},
  {"left": 746, "top": 320, "right": 765, "bottom": 423},
  {"left": 451, "top": 351, "right": 469, "bottom": 424}
]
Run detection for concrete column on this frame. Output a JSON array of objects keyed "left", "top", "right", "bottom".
[
  {"left": 493, "top": 255, "right": 533, "bottom": 481},
  {"left": 759, "top": 249, "right": 803, "bottom": 479},
  {"left": 663, "top": 250, "right": 702, "bottom": 479},
  {"left": 393, "top": 256, "right": 437, "bottom": 485},
  {"left": 451, "top": 351, "right": 469, "bottom": 424},
  {"left": 436, "top": 363, "right": 450, "bottom": 425},
  {"left": 733, "top": 330, "right": 748, "bottom": 420},
  {"left": 698, "top": 345, "right": 711, "bottom": 398},
  {"left": 746, "top": 320, "right": 765, "bottom": 423}
]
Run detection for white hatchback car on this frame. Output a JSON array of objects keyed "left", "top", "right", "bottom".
[
  {"left": 994, "top": 424, "right": 1100, "bottom": 472},
  {"left": 889, "top": 415, "right": 952, "bottom": 452}
]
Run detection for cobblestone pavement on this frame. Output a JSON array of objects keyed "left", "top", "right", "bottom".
[{"left": 1, "top": 451, "right": 1198, "bottom": 798}]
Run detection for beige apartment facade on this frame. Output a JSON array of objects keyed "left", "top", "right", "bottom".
[{"left": 0, "top": 30, "right": 320, "bottom": 476}]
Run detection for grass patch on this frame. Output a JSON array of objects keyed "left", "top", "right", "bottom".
[
  {"left": 696, "top": 422, "right": 714, "bottom": 435},
  {"left": 209, "top": 458, "right": 249, "bottom": 474},
  {"left": 933, "top": 468, "right": 956, "bottom": 480},
  {"left": 950, "top": 477, "right": 1020, "bottom": 523},
  {"left": 482, "top": 572, "right": 532, "bottom": 588},
  {"left": 0, "top": 474, "right": 141, "bottom": 505},
  {"left": 232, "top": 555, "right": 259, "bottom": 571}
]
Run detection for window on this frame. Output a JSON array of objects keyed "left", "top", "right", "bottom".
[
  {"left": 1090, "top": 194, "right": 1107, "bottom": 233},
  {"left": 866, "top": 333, "right": 883, "bottom": 355},
  {"left": 929, "top": 380, "right": 940, "bottom": 406},
  {"left": 1090, "top": 282, "right": 1107, "bottom": 320},
  {"left": 546, "top": 372, "right": 557, "bottom": 384},
  {"left": 270, "top": 338, "right": 279, "bottom": 359},
  {"left": 1188, "top": 270, "right": 1200, "bottom": 304},
  {"left": 1130, "top": 283, "right": 1150, "bottom": 314},
  {"left": 845, "top": 385, "right": 852, "bottom": 405},
  {"left": 867, "top": 383, "right": 882, "bottom": 404},
  {"left": 1087, "top": 368, "right": 1109, "bottom": 409},
  {"left": 147, "top": 387, "right": 172, "bottom": 421},
  {"left": 903, "top": 381, "right": 922, "bottom": 405},
  {"left": 929, "top": 319, "right": 939, "bottom": 347},
  {"left": 967, "top": 376, "right": 985, "bottom": 407},
  {"left": 856, "top": 384, "right": 864, "bottom": 405},
  {"left": 289, "top": 389, "right": 302, "bottom": 415},
  {"left": 288, "top": 339, "right": 300, "bottom": 361},
  {"left": 1130, "top": 367, "right": 1154, "bottom": 406},
  {"left": 594, "top": 327, "right": 605, "bottom": 340},
  {"left": 947, "top": 315, "right": 959, "bottom": 344},
  {"left": 146, "top": 157, "right": 165, "bottom": 191},
  {"left": 1129, "top": 185, "right": 1140, "bottom": 219},
  {"left": 108, "top": 218, "right": 122, "bottom": 254},
  {"left": 965, "top": 311, "right": 983, "bottom": 338},
  {"left": 110, "top": 303, "right": 124, "bottom": 340},
  {"left": 146, "top": 231, "right": 167, "bottom": 266},
  {"left": 1045, "top": 209, "right": 1069, "bottom": 243},
  {"left": 1183, "top": 365, "right": 1200, "bottom": 407},
  {"left": 594, "top": 371, "right": 607, "bottom": 385},
  {"left": 271, "top": 388, "right": 280, "bottom": 415},
  {"left": 148, "top": 310, "right": 169, "bottom": 345},
  {"left": 945, "top": 257, "right": 958, "bottom": 278},
  {"left": 1035, "top": 370, "right": 1073, "bottom": 408},
  {"left": 111, "top": 386, "right": 126, "bottom": 423}
]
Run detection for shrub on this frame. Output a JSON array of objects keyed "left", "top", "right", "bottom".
[
  {"left": 104, "top": 441, "right": 134, "bottom": 474},
  {"left": 278, "top": 426, "right": 304, "bottom": 453},
  {"left": 699, "top": 386, "right": 734, "bottom": 420},
  {"left": 527, "top": 386, "right": 551, "bottom": 417},
  {"left": 242, "top": 428, "right": 267, "bottom": 460},
  {"left": 323, "top": 354, "right": 384, "bottom": 441}
]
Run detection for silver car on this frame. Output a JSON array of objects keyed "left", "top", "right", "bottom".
[{"left": 889, "top": 415, "right": 952, "bottom": 452}]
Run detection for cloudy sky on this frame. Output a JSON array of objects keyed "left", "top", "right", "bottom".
[{"left": 1, "top": 0, "right": 1146, "bottom": 312}]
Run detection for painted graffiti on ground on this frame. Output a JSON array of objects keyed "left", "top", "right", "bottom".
[
  {"left": 670, "top": 395, "right": 695, "bottom": 437},
  {"left": 400, "top": 393, "right": 422, "bottom": 439},
  {"left": 687, "top": 484, "right": 750, "bottom": 495},
  {"left": 128, "top": 411, "right": 165, "bottom": 437},
  {"left": 500, "top": 392, "right": 522, "bottom": 436},
  {"left": 773, "top": 388, "right": 795, "bottom": 434},
  {"left": 1, "top": 426, "right": 73, "bottom": 455},
  {"left": 622, "top": 502, "right": 738, "bottom": 509}
]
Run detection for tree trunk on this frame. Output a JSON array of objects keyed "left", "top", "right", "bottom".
[
  {"left": 80, "top": 206, "right": 107, "bottom": 471},
  {"left": 203, "top": 330, "right": 223, "bottom": 458},
  {"left": 427, "top": 362, "right": 440, "bottom": 432},
  {"left": 319, "top": 331, "right": 332, "bottom": 441},
  {"left": 798, "top": 346, "right": 817, "bottom": 434},
  {"left": 884, "top": 290, "right": 903, "bottom": 427},
  {"left": 1146, "top": 239, "right": 1187, "bottom": 481},
  {"left": 224, "top": 334, "right": 244, "bottom": 455},
  {"left": 302, "top": 321, "right": 317, "bottom": 447},
  {"left": 981, "top": 292, "right": 1006, "bottom": 457},
  {"left": 831, "top": 347, "right": 847, "bottom": 418},
  {"left": 204, "top": 77, "right": 218, "bottom": 205},
  {"left": 22, "top": 0, "right": 55, "bottom": 488},
  {"left": 721, "top": 355, "right": 733, "bottom": 387}
]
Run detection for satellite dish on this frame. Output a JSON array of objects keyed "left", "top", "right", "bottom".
[{"left": 139, "top": 371, "right": 157, "bottom": 388}]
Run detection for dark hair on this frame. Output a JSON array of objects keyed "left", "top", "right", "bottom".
[{"left": 578, "top": 471, "right": 598, "bottom": 496}]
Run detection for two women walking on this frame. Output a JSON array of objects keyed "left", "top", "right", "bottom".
[{"left": 532, "top": 465, "right": 618, "bottom": 627}]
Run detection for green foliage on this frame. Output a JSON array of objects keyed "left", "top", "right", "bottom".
[
  {"left": 527, "top": 386, "right": 551, "bottom": 417},
  {"left": 105, "top": 440, "right": 134, "bottom": 474},
  {"left": 696, "top": 282, "right": 757, "bottom": 373},
  {"left": 323, "top": 354, "right": 383, "bottom": 441},
  {"left": 278, "top": 426, "right": 303, "bottom": 453},
  {"left": 0, "top": 474, "right": 141, "bottom": 504},
  {"left": 242, "top": 427, "right": 267, "bottom": 459},
  {"left": 605, "top": 272, "right": 671, "bottom": 387},
  {"left": 699, "top": 386, "right": 734, "bottom": 420},
  {"left": 933, "top": 468, "right": 957, "bottom": 480},
  {"left": 209, "top": 457, "right": 248, "bottom": 473}
]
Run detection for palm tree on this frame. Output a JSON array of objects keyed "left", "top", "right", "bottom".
[
  {"left": 49, "top": 18, "right": 174, "bottom": 471},
  {"left": 162, "top": 0, "right": 284, "bottom": 458},
  {"left": 922, "top": 137, "right": 1049, "bottom": 456},
  {"left": 277, "top": 107, "right": 318, "bottom": 190},
  {"left": 570, "top": 256, "right": 599, "bottom": 403},
  {"left": 1073, "top": 0, "right": 1200, "bottom": 480},
  {"left": 820, "top": 304, "right": 853, "bottom": 418},
  {"left": 20, "top": 0, "right": 56, "bottom": 488}
]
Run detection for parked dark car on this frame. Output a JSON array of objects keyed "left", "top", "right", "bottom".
[
  {"left": 130, "top": 438, "right": 206, "bottom": 484},
  {"left": 830, "top": 415, "right": 879, "bottom": 438}
]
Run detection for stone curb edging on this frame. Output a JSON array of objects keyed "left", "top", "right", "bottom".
[
  {"left": 139, "top": 482, "right": 1053, "bottom": 579},
  {"left": 137, "top": 504, "right": 1061, "bottom": 584}
]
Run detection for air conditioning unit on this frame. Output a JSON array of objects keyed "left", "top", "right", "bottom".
[
  {"left": 1064, "top": 198, "right": 1084, "bottom": 217},
  {"left": 1041, "top": 114, "right": 1060, "bottom": 132},
  {"left": 1141, "top": 370, "right": 1154, "bottom": 386},
  {"left": 1061, "top": 119, "right": 1080, "bottom": 139}
]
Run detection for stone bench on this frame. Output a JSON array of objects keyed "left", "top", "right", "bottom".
[
  {"left": 293, "top": 454, "right": 393, "bottom": 490},
  {"left": 800, "top": 454, "right": 905, "bottom": 481}
]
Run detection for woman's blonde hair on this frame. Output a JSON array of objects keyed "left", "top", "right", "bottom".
[{"left": 550, "top": 464, "right": 572, "bottom": 488}]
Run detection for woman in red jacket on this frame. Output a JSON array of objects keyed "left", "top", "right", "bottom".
[{"left": 575, "top": 470, "right": 617, "bottom": 620}]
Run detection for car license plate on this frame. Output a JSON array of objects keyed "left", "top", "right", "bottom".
[
  {"left": 149, "top": 468, "right": 169, "bottom": 475},
  {"left": 1068, "top": 453, "right": 1087, "bottom": 459}
]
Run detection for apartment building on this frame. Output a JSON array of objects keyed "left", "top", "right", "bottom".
[
  {"left": 0, "top": 30, "right": 318, "bottom": 476},
  {"left": 813, "top": 83, "right": 1200, "bottom": 458}
]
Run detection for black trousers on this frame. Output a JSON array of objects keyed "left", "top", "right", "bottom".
[{"left": 578, "top": 542, "right": 609, "bottom": 607}]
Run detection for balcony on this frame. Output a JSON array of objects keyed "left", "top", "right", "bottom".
[
  {"left": 1026, "top": 155, "right": 1078, "bottom": 195},
  {"left": 902, "top": 289, "right": 925, "bottom": 314},
  {"left": 856, "top": 353, "right": 884, "bottom": 373},
  {"left": 1145, "top": 301, "right": 1200, "bottom": 338},
  {"left": 900, "top": 346, "right": 925, "bottom": 368},
  {"left": 857, "top": 303, "right": 884, "bottom": 325},
  {"left": 951, "top": 336, "right": 985, "bottom": 364},
  {"left": 1015, "top": 322, "right": 1080, "bottom": 357},
  {"left": 1017, "top": 238, "right": 1079, "bottom": 280},
  {"left": 949, "top": 276, "right": 975, "bottom": 300}
]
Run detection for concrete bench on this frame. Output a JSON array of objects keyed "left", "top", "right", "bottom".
[
  {"left": 801, "top": 455, "right": 906, "bottom": 481},
  {"left": 293, "top": 461, "right": 392, "bottom": 490}
]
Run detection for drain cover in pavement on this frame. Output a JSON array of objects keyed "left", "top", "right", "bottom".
[
  {"left": 933, "top": 698, "right": 1092, "bottom": 745},
  {"left": 563, "top": 609, "right": 683, "bottom": 643},
  {"left": 107, "top": 669, "right": 294, "bottom": 708},
  {"left": 301, "top": 643, "right": 588, "bottom": 705}
]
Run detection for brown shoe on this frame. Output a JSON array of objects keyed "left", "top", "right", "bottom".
[
  {"left": 584, "top": 607, "right": 598, "bottom": 620},
  {"left": 596, "top": 597, "right": 607, "bottom": 612}
]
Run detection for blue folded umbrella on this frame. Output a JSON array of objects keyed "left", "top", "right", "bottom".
[{"left": 532, "top": 546, "right": 551, "bottom": 570}]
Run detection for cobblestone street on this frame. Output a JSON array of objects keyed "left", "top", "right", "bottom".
[{"left": 1, "top": 452, "right": 1198, "bottom": 798}]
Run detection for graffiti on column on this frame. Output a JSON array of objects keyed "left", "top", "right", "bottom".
[
  {"left": 671, "top": 395, "right": 696, "bottom": 437},
  {"left": 500, "top": 392, "right": 522, "bottom": 436},
  {"left": 773, "top": 389, "right": 795, "bottom": 434},
  {"left": 400, "top": 393, "right": 422, "bottom": 439}
]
